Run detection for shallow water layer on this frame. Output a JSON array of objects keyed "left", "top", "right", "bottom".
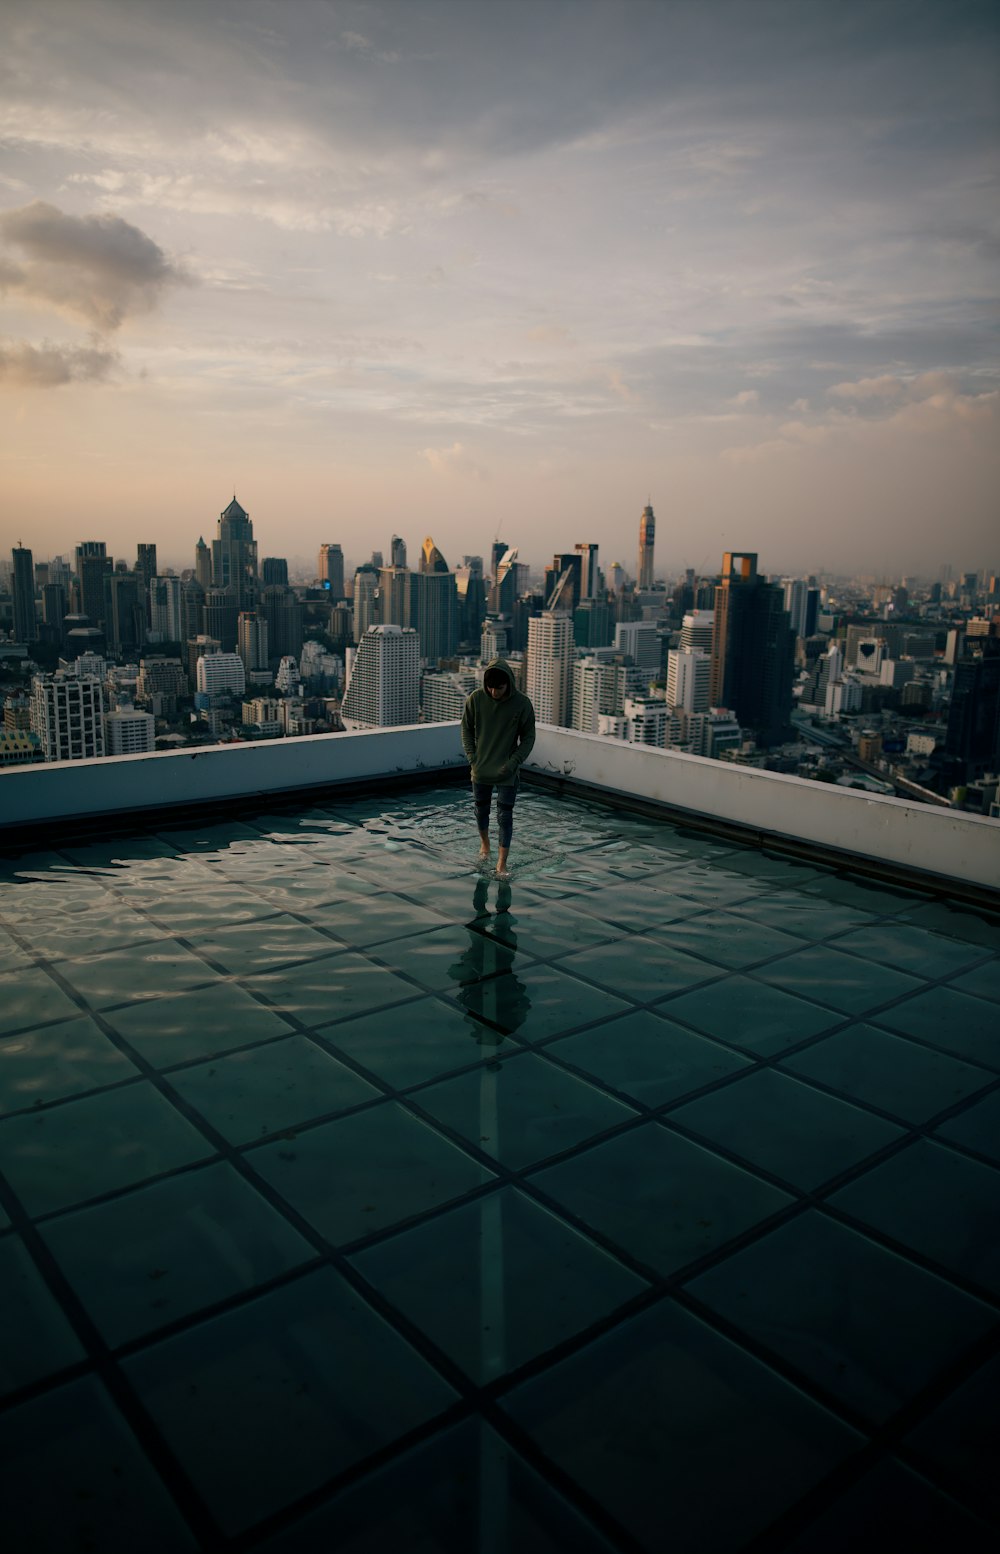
[{"left": 0, "top": 786, "right": 998, "bottom": 1551}]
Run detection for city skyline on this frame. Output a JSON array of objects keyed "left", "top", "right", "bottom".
[{"left": 1, "top": 1, "right": 998, "bottom": 572}]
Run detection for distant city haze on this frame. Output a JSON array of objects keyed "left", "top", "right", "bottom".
[{"left": 1, "top": 0, "right": 997, "bottom": 573}]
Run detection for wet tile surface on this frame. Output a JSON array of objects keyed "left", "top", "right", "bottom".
[{"left": 0, "top": 785, "right": 997, "bottom": 1552}]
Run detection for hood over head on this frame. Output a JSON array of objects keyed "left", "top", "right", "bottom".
[{"left": 483, "top": 657, "right": 516, "bottom": 695}]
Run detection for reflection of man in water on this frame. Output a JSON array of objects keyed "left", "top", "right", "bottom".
[{"left": 450, "top": 879, "right": 531, "bottom": 1040}]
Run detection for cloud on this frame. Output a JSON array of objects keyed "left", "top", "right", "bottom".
[
  {"left": 728, "top": 389, "right": 759, "bottom": 407},
  {"left": 0, "top": 200, "right": 188, "bottom": 330},
  {"left": 828, "top": 374, "right": 906, "bottom": 401},
  {"left": 419, "top": 440, "right": 489, "bottom": 480},
  {"left": 0, "top": 338, "right": 119, "bottom": 387}
]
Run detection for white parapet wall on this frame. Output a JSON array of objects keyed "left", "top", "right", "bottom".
[
  {"left": 0, "top": 724, "right": 468, "bottom": 829},
  {"left": 522, "top": 724, "right": 1000, "bottom": 897},
  {"left": 2, "top": 720, "right": 998, "bottom": 897}
]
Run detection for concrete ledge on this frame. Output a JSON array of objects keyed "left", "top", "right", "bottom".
[
  {"left": 523, "top": 725, "right": 1000, "bottom": 900},
  {"left": 0, "top": 724, "right": 467, "bottom": 832}
]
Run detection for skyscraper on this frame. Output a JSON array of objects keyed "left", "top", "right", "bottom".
[
  {"left": 390, "top": 535, "right": 407, "bottom": 569},
  {"left": 574, "top": 542, "right": 600, "bottom": 600},
  {"left": 194, "top": 537, "right": 212, "bottom": 589},
  {"left": 105, "top": 573, "right": 143, "bottom": 655},
  {"left": 75, "top": 542, "right": 112, "bottom": 627},
  {"left": 211, "top": 497, "right": 258, "bottom": 606},
  {"left": 318, "top": 543, "right": 345, "bottom": 598},
  {"left": 419, "top": 536, "right": 449, "bottom": 574},
  {"left": 353, "top": 564, "right": 379, "bottom": 642},
  {"left": 30, "top": 672, "right": 105, "bottom": 762},
  {"left": 342, "top": 625, "right": 420, "bottom": 728},
  {"left": 237, "top": 611, "right": 270, "bottom": 675},
  {"left": 666, "top": 648, "right": 711, "bottom": 712},
  {"left": 526, "top": 612, "right": 574, "bottom": 727},
  {"left": 638, "top": 504, "right": 655, "bottom": 589},
  {"left": 12, "top": 545, "right": 37, "bottom": 642},
  {"left": 413, "top": 568, "right": 459, "bottom": 663},
  {"left": 710, "top": 552, "right": 794, "bottom": 748}
]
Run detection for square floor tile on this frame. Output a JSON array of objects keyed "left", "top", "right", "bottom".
[
  {"left": 0, "top": 930, "right": 32, "bottom": 974},
  {"left": 567, "top": 882, "right": 690, "bottom": 932},
  {"left": 671, "top": 1069, "right": 905, "bottom": 1192},
  {"left": 0, "top": 967, "right": 82, "bottom": 1035},
  {"left": 0, "top": 1083, "right": 213, "bottom": 1217},
  {"left": 0, "top": 1015, "right": 139, "bottom": 1116},
  {"left": 557, "top": 938, "right": 718, "bottom": 1002},
  {"left": 663, "top": 975, "right": 843, "bottom": 1056},
  {"left": 17, "top": 904, "right": 168, "bottom": 962},
  {"left": 780, "top": 1024, "right": 995, "bottom": 1125},
  {"left": 547, "top": 1011, "right": 752, "bottom": 1107},
  {"left": 531, "top": 1123, "right": 792, "bottom": 1277},
  {"left": 253, "top": 1417, "right": 620, "bottom": 1554},
  {"left": 727, "top": 890, "right": 879, "bottom": 940},
  {"left": 103, "top": 980, "right": 296, "bottom": 1068},
  {"left": 40, "top": 1161, "right": 314, "bottom": 1347},
  {"left": 166, "top": 1036, "right": 381, "bottom": 1144},
  {"left": 832, "top": 924, "right": 987, "bottom": 980},
  {"left": 248, "top": 952, "right": 416, "bottom": 1030},
  {"left": 902, "top": 1353, "right": 1000, "bottom": 1524},
  {"left": 0, "top": 1375, "right": 197, "bottom": 1553},
  {"left": 414, "top": 1052, "right": 636, "bottom": 1170},
  {"left": 652, "top": 912, "right": 805, "bottom": 970},
  {"left": 686, "top": 1210, "right": 996, "bottom": 1423},
  {"left": 123, "top": 1267, "right": 457, "bottom": 1537},
  {"left": 459, "top": 964, "right": 633, "bottom": 1043},
  {"left": 949, "top": 959, "right": 1000, "bottom": 1004},
  {"left": 181, "top": 916, "right": 344, "bottom": 975},
  {"left": 781, "top": 1458, "right": 997, "bottom": 1553},
  {"left": 663, "top": 865, "right": 774, "bottom": 909},
  {"left": 502, "top": 1299, "right": 862, "bottom": 1553},
  {"left": 0, "top": 1234, "right": 87, "bottom": 1396},
  {"left": 367, "top": 923, "right": 531, "bottom": 992},
  {"left": 351, "top": 1187, "right": 647, "bottom": 1384},
  {"left": 249, "top": 1101, "right": 493, "bottom": 1246},
  {"left": 873, "top": 986, "right": 1000, "bottom": 1071},
  {"left": 829, "top": 1139, "right": 1000, "bottom": 1295},
  {"left": 57, "top": 943, "right": 216, "bottom": 1010},
  {"left": 934, "top": 1086, "right": 1000, "bottom": 1164},
  {"left": 897, "top": 901, "right": 1000, "bottom": 952},
  {"left": 754, "top": 945, "right": 924, "bottom": 1015},
  {"left": 497, "top": 898, "right": 623, "bottom": 959},
  {"left": 321, "top": 996, "right": 517, "bottom": 1087},
  {"left": 139, "top": 886, "right": 283, "bottom": 934},
  {"left": 308, "top": 894, "right": 449, "bottom": 946}
]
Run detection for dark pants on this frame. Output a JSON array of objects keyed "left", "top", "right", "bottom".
[{"left": 473, "top": 781, "right": 517, "bottom": 849}]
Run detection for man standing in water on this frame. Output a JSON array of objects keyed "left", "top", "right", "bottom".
[{"left": 460, "top": 658, "right": 536, "bottom": 879}]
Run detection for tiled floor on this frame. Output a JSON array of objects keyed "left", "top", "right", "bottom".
[{"left": 0, "top": 783, "right": 998, "bottom": 1552}]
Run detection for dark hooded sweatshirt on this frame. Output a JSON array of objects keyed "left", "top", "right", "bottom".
[{"left": 460, "top": 658, "right": 536, "bottom": 784}]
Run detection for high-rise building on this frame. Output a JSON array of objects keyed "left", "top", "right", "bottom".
[
  {"left": 318, "top": 543, "right": 345, "bottom": 598},
  {"left": 352, "top": 565, "right": 379, "bottom": 643},
  {"left": 666, "top": 648, "right": 711, "bottom": 712},
  {"left": 488, "top": 548, "right": 521, "bottom": 615},
  {"left": 526, "top": 612, "right": 574, "bottom": 728},
  {"left": 544, "top": 552, "right": 583, "bottom": 613},
  {"left": 413, "top": 569, "right": 459, "bottom": 663},
  {"left": 679, "top": 610, "right": 715, "bottom": 654},
  {"left": 41, "top": 582, "right": 67, "bottom": 633},
  {"left": 30, "top": 672, "right": 105, "bottom": 762},
  {"left": 204, "top": 586, "right": 241, "bottom": 653},
  {"left": 237, "top": 611, "right": 270, "bottom": 674},
  {"left": 261, "top": 557, "right": 289, "bottom": 586},
  {"left": 194, "top": 537, "right": 212, "bottom": 590},
  {"left": 12, "top": 545, "right": 37, "bottom": 642},
  {"left": 710, "top": 552, "right": 794, "bottom": 748},
  {"left": 455, "top": 557, "right": 486, "bottom": 645},
  {"left": 574, "top": 543, "right": 600, "bottom": 600},
  {"left": 150, "top": 577, "right": 184, "bottom": 642},
  {"left": 104, "top": 573, "right": 144, "bottom": 655},
  {"left": 421, "top": 669, "right": 479, "bottom": 722},
  {"left": 376, "top": 566, "right": 416, "bottom": 629},
  {"left": 135, "top": 543, "right": 157, "bottom": 608},
  {"left": 419, "top": 537, "right": 449, "bottom": 574},
  {"left": 211, "top": 497, "right": 258, "bottom": 606},
  {"left": 75, "top": 542, "right": 112, "bottom": 628},
  {"left": 260, "top": 585, "right": 303, "bottom": 662},
  {"left": 342, "top": 625, "right": 420, "bottom": 728},
  {"left": 104, "top": 706, "right": 155, "bottom": 755},
  {"left": 196, "top": 653, "right": 246, "bottom": 699},
  {"left": 573, "top": 599, "right": 614, "bottom": 649},
  {"left": 614, "top": 621, "right": 661, "bottom": 673},
  {"left": 390, "top": 535, "right": 407, "bottom": 569},
  {"left": 638, "top": 504, "right": 655, "bottom": 589},
  {"left": 573, "top": 658, "right": 627, "bottom": 733},
  {"left": 945, "top": 637, "right": 1000, "bottom": 780},
  {"left": 782, "top": 578, "right": 820, "bottom": 640}
]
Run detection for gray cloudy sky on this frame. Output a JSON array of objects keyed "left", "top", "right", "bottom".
[{"left": 1, "top": 0, "right": 997, "bottom": 576}]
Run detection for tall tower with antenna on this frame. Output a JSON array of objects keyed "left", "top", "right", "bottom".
[{"left": 638, "top": 502, "right": 655, "bottom": 589}]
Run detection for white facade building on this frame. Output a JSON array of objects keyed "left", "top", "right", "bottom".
[
  {"left": 105, "top": 706, "right": 155, "bottom": 755},
  {"left": 342, "top": 625, "right": 420, "bottom": 728},
  {"left": 196, "top": 653, "right": 246, "bottom": 698},
  {"left": 613, "top": 621, "right": 661, "bottom": 673},
  {"left": 679, "top": 610, "right": 715, "bottom": 654},
  {"left": 30, "top": 673, "right": 105, "bottom": 763},
  {"left": 572, "top": 658, "right": 627, "bottom": 734},
  {"left": 666, "top": 648, "right": 711, "bottom": 712},
  {"left": 150, "top": 576, "right": 183, "bottom": 642},
  {"left": 526, "top": 612, "right": 574, "bottom": 728},
  {"left": 422, "top": 670, "right": 479, "bottom": 723}
]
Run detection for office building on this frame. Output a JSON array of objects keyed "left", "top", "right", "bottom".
[
  {"left": 150, "top": 577, "right": 184, "bottom": 643},
  {"left": 666, "top": 648, "right": 711, "bottom": 712},
  {"left": 455, "top": 557, "right": 486, "bottom": 645},
  {"left": 413, "top": 569, "right": 459, "bottom": 663},
  {"left": 196, "top": 653, "right": 246, "bottom": 699},
  {"left": 390, "top": 535, "right": 407, "bottom": 569},
  {"left": 318, "top": 544, "right": 345, "bottom": 599},
  {"left": 679, "top": 610, "right": 715, "bottom": 654},
  {"left": 30, "top": 672, "right": 105, "bottom": 762},
  {"left": 237, "top": 612, "right": 270, "bottom": 676},
  {"left": 75, "top": 542, "right": 112, "bottom": 629},
  {"left": 710, "top": 552, "right": 794, "bottom": 747},
  {"left": 135, "top": 545, "right": 157, "bottom": 621},
  {"left": 574, "top": 542, "right": 600, "bottom": 599},
  {"left": 526, "top": 612, "right": 574, "bottom": 728},
  {"left": 105, "top": 573, "right": 144, "bottom": 655},
  {"left": 544, "top": 552, "right": 583, "bottom": 613},
  {"left": 136, "top": 657, "right": 186, "bottom": 718},
  {"left": 194, "top": 537, "right": 212, "bottom": 589},
  {"left": 261, "top": 557, "right": 289, "bottom": 586},
  {"left": 12, "top": 545, "right": 37, "bottom": 642},
  {"left": 211, "top": 497, "right": 258, "bottom": 606},
  {"left": 945, "top": 638, "right": 1000, "bottom": 780},
  {"left": 421, "top": 669, "right": 479, "bottom": 723},
  {"left": 638, "top": 503, "right": 655, "bottom": 589},
  {"left": 342, "top": 625, "right": 420, "bottom": 728},
  {"left": 353, "top": 565, "right": 380, "bottom": 642},
  {"left": 573, "top": 658, "right": 627, "bottom": 734},
  {"left": 488, "top": 548, "right": 522, "bottom": 615},
  {"left": 614, "top": 621, "right": 661, "bottom": 674},
  {"left": 260, "top": 586, "right": 303, "bottom": 662},
  {"left": 105, "top": 706, "right": 156, "bottom": 755},
  {"left": 574, "top": 598, "right": 614, "bottom": 649}
]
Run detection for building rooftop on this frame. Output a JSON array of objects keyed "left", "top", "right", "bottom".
[{"left": 0, "top": 781, "right": 998, "bottom": 1551}]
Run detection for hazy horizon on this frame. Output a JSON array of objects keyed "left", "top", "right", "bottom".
[{"left": 2, "top": 0, "right": 998, "bottom": 576}]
